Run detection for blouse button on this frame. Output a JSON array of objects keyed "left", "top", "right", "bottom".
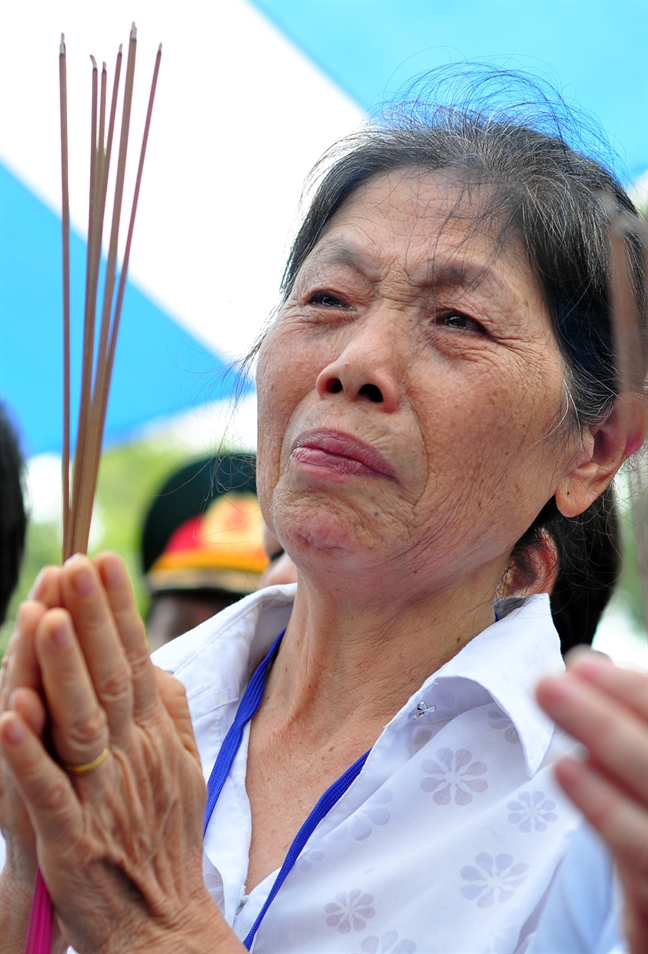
[{"left": 410, "top": 700, "right": 436, "bottom": 720}]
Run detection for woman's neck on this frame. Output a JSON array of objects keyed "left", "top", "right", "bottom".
[{"left": 260, "top": 560, "right": 502, "bottom": 745}]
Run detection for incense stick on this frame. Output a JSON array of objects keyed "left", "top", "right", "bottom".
[
  {"left": 59, "top": 35, "right": 70, "bottom": 557},
  {"left": 101, "top": 43, "right": 163, "bottom": 444},
  {"left": 77, "top": 42, "right": 164, "bottom": 552},
  {"left": 68, "top": 55, "right": 100, "bottom": 559}
]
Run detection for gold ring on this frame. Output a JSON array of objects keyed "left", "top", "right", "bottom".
[{"left": 64, "top": 747, "right": 110, "bottom": 776}]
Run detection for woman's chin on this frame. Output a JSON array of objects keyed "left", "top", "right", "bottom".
[{"left": 279, "top": 504, "right": 380, "bottom": 562}]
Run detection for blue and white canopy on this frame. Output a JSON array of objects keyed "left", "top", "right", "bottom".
[{"left": 1, "top": 0, "right": 645, "bottom": 455}]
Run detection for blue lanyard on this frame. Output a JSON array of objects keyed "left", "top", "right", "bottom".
[{"left": 203, "top": 629, "right": 370, "bottom": 950}]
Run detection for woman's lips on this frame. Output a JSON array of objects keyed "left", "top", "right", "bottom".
[{"left": 290, "top": 429, "right": 395, "bottom": 480}]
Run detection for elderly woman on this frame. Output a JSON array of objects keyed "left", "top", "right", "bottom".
[{"left": 0, "top": 77, "right": 647, "bottom": 953}]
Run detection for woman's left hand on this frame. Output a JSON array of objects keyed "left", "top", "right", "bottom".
[
  {"left": 537, "top": 651, "right": 648, "bottom": 954},
  {"left": 0, "top": 553, "right": 241, "bottom": 954}
]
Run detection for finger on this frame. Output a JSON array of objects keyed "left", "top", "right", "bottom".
[
  {"left": 10, "top": 687, "right": 47, "bottom": 737},
  {"left": 0, "top": 710, "right": 83, "bottom": 849},
  {"left": 0, "top": 602, "right": 46, "bottom": 713},
  {"left": 154, "top": 668, "right": 200, "bottom": 763},
  {"left": 58, "top": 556, "right": 133, "bottom": 735},
  {"left": 34, "top": 608, "right": 112, "bottom": 768},
  {"left": 554, "top": 756, "right": 648, "bottom": 874},
  {"left": 28, "top": 566, "right": 63, "bottom": 608},
  {"left": 537, "top": 673, "right": 648, "bottom": 804},
  {"left": 566, "top": 650, "right": 648, "bottom": 722},
  {"left": 95, "top": 553, "right": 158, "bottom": 720}
]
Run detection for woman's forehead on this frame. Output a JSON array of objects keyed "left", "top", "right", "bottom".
[{"left": 309, "top": 170, "right": 523, "bottom": 275}]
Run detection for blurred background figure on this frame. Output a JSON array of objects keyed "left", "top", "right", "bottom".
[
  {"left": 0, "top": 403, "right": 27, "bottom": 626},
  {"left": 141, "top": 453, "right": 268, "bottom": 651}
]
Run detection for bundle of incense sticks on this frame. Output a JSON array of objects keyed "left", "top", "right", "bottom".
[
  {"left": 24, "top": 24, "right": 161, "bottom": 954},
  {"left": 60, "top": 24, "right": 162, "bottom": 560},
  {"left": 608, "top": 210, "right": 648, "bottom": 634}
]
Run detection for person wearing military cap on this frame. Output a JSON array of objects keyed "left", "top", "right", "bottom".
[{"left": 141, "top": 453, "right": 268, "bottom": 651}]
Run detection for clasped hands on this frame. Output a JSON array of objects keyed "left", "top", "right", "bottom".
[{"left": 0, "top": 553, "right": 239, "bottom": 954}]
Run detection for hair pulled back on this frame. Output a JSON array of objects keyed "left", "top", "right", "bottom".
[{"left": 280, "top": 66, "right": 646, "bottom": 651}]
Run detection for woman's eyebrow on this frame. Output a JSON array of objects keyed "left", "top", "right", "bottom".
[
  {"left": 422, "top": 260, "right": 517, "bottom": 305},
  {"left": 310, "top": 240, "right": 376, "bottom": 275},
  {"left": 423, "top": 260, "right": 494, "bottom": 289}
]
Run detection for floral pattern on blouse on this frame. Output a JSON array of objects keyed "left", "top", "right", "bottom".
[
  {"left": 420, "top": 748, "right": 488, "bottom": 805},
  {"left": 460, "top": 853, "right": 530, "bottom": 907},
  {"left": 324, "top": 890, "right": 376, "bottom": 933},
  {"left": 507, "top": 791, "right": 558, "bottom": 833},
  {"left": 352, "top": 790, "right": 394, "bottom": 841},
  {"left": 487, "top": 709, "right": 520, "bottom": 745},
  {"left": 361, "top": 931, "right": 418, "bottom": 952},
  {"left": 295, "top": 847, "right": 325, "bottom": 872}
]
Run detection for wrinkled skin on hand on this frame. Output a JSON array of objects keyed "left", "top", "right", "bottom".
[
  {"left": 537, "top": 651, "right": 648, "bottom": 954},
  {"left": 0, "top": 554, "right": 241, "bottom": 954}
]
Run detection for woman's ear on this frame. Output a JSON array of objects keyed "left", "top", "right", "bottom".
[{"left": 555, "top": 394, "right": 648, "bottom": 518}]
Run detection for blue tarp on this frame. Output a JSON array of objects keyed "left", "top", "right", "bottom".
[
  {"left": 253, "top": 0, "right": 647, "bottom": 180},
  {"left": 0, "top": 163, "right": 247, "bottom": 456}
]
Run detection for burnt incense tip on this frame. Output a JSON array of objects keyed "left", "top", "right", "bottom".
[
  {"left": 130, "top": 22, "right": 137, "bottom": 40},
  {"left": 158, "top": 42, "right": 163, "bottom": 53},
  {"left": 60, "top": 33, "right": 66, "bottom": 54},
  {"left": 118, "top": 43, "right": 123, "bottom": 54},
  {"left": 102, "top": 61, "right": 107, "bottom": 72},
  {"left": 90, "top": 54, "right": 97, "bottom": 69}
]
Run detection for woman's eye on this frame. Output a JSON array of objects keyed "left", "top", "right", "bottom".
[
  {"left": 307, "top": 291, "right": 348, "bottom": 308},
  {"left": 437, "top": 311, "right": 486, "bottom": 334}
]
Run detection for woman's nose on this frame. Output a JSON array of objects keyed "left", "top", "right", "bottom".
[{"left": 315, "top": 318, "right": 402, "bottom": 412}]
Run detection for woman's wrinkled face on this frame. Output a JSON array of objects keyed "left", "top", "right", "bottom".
[{"left": 256, "top": 171, "right": 577, "bottom": 593}]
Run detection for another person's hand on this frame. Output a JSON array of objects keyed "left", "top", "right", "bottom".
[
  {"left": 537, "top": 651, "right": 648, "bottom": 954},
  {"left": 0, "top": 554, "right": 242, "bottom": 954}
]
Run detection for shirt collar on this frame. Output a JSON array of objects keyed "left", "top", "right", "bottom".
[
  {"left": 406, "top": 594, "right": 563, "bottom": 777},
  {"left": 154, "top": 588, "right": 562, "bottom": 778}
]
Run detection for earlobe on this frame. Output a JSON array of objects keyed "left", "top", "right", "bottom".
[{"left": 555, "top": 395, "right": 648, "bottom": 518}]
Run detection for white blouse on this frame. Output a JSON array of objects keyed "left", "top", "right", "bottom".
[{"left": 153, "top": 587, "right": 589, "bottom": 953}]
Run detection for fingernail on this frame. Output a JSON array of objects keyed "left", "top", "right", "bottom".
[
  {"left": 52, "top": 617, "right": 73, "bottom": 648},
  {"left": 3, "top": 715, "right": 27, "bottom": 746},
  {"left": 29, "top": 569, "right": 47, "bottom": 600},
  {"left": 102, "top": 556, "right": 124, "bottom": 590},
  {"left": 72, "top": 566, "right": 95, "bottom": 598}
]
